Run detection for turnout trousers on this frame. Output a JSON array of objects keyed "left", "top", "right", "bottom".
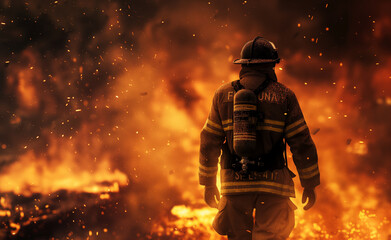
[{"left": 212, "top": 193, "right": 296, "bottom": 240}]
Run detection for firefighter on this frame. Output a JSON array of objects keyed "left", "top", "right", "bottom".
[{"left": 199, "top": 37, "right": 320, "bottom": 240}]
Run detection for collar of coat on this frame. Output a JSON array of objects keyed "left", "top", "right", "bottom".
[{"left": 239, "top": 65, "right": 277, "bottom": 82}]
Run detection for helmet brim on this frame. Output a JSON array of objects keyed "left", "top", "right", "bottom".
[{"left": 233, "top": 58, "right": 280, "bottom": 64}]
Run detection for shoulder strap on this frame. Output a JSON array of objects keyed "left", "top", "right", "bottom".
[
  {"left": 232, "top": 79, "right": 270, "bottom": 94},
  {"left": 253, "top": 79, "right": 270, "bottom": 95},
  {"left": 232, "top": 80, "right": 244, "bottom": 92}
]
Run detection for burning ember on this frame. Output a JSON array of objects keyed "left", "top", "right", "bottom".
[{"left": 1, "top": 0, "right": 391, "bottom": 239}]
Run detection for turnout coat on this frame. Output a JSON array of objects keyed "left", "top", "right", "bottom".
[{"left": 199, "top": 68, "right": 320, "bottom": 198}]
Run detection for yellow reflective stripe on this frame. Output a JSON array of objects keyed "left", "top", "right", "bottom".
[
  {"left": 223, "top": 119, "right": 285, "bottom": 133},
  {"left": 299, "top": 164, "right": 318, "bottom": 173},
  {"left": 222, "top": 181, "right": 292, "bottom": 190},
  {"left": 222, "top": 119, "right": 232, "bottom": 125},
  {"left": 257, "top": 126, "right": 284, "bottom": 133},
  {"left": 224, "top": 126, "right": 233, "bottom": 131},
  {"left": 199, "top": 164, "right": 218, "bottom": 172},
  {"left": 221, "top": 187, "right": 294, "bottom": 197},
  {"left": 285, "top": 125, "right": 307, "bottom": 138},
  {"left": 299, "top": 169, "right": 320, "bottom": 179},
  {"left": 227, "top": 126, "right": 283, "bottom": 132},
  {"left": 203, "top": 126, "right": 224, "bottom": 136},
  {"left": 224, "top": 119, "right": 284, "bottom": 126},
  {"left": 199, "top": 171, "right": 217, "bottom": 177},
  {"left": 233, "top": 136, "right": 257, "bottom": 140},
  {"left": 264, "top": 119, "right": 285, "bottom": 126},
  {"left": 234, "top": 104, "right": 257, "bottom": 111},
  {"left": 206, "top": 119, "right": 223, "bottom": 130},
  {"left": 234, "top": 135, "right": 256, "bottom": 138},
  {"left": 286, "top": 118, "right": 305, "bottom": 131}
]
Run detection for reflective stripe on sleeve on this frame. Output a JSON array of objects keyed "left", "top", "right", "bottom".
[
  {"left": 203, "top": 118, "right": 224, "bottom": 136},
  {"left": 199, "top": 163, "right": 218, "bottom": 177},
  {"left": 203, "top": 125, "right": 224, "bottom": 136},
  {"left": 299, "top": 163, "right": 318, "bottom": 173},
  {"left": 285, "top": 124, "right": 308, "bottom": 138},
  {"left": 298, "top": 164, "right": 320, "bottom": 179},
  {"left": 285, "top": 119, "right": 305, "bottom": 131},
  {"left": 206, "top": 119, "right": 223, "bottom": 130},
  {"left": 199, "top": 164, "right": 218, "bottom": 172},
  {"left": 299, "top": 169, "right": 320, "bottom": 179}
]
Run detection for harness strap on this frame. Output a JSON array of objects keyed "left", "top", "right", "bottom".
[
  {"left": 253, "top": 79, "right": 270, "bottom": 95},
  {"left": 232, "top": 80, "right": 243, "bottom": 92},
  {"left": 231, "top": 79, "right": 270, "bottom": 94}
]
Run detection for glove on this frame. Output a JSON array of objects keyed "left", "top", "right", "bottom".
[
  {"left": 302, "top": 188, "right": 316, "bottom": 210},
  {"left": 204, "top": 185, "right": 220, "bottom": 209}
]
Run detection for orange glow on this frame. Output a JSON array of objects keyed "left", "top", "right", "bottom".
[
  {"left": 0, "top": 137, "right": 128, "bottom": 196},
  {"left": 1, "top": 1, "right": 391, "bottom": 239}
]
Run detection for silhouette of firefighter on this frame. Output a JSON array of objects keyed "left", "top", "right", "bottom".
[{"left": 199, "top": 37, "right": 320, "bottom": 240}]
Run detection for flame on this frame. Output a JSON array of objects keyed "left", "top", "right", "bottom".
[{"left": 0, "top": 135, "right": 128, "bottom": 196}]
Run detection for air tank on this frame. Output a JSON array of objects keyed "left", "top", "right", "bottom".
[{"left": 233, "top": 89, "right": 258, "bottom": 158}]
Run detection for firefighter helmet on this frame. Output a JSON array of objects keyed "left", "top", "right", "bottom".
[{"left": 233, "top": 36, "right": 280, "bottom": 64}]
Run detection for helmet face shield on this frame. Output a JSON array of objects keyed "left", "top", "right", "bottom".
[{"left": 233, "top": 37, "right": 280, "bottom": 64}]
